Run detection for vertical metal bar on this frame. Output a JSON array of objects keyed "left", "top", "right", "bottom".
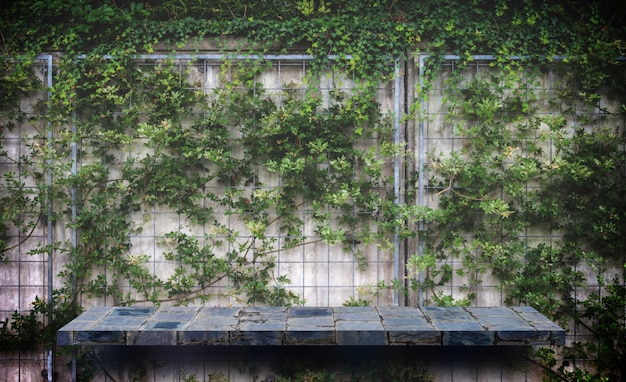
[
  {"left": 277, "top": 60, "right": 282, "bottom": 106},
  {"left": 71, "top": 127, "right": 77, "bottom": 273},
  {"left": 417, "top": 54, "right": 428, "bottom": 307},
  {"left": 47, "top": 350, "right": 53, "bottom": 382},
  {"left": 45, "top": 54, "right": 54, "bottom": 382},
  {"left": 71, "top": 62, "right": 78, "bottom": 382},
  {"left": 393, "top": 59, "right": 401, "bottom": 306}
]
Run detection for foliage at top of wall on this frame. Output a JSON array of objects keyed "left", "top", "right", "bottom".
[{"left": 1, "top": 0, "right": 625, "bottom": 80}]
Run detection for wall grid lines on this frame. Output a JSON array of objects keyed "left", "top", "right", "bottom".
[{"left": 1, "top": 52, "right": 623, "bottom": 381}]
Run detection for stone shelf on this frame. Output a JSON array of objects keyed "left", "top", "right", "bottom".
[{"left": 57, "top": 306, "right": 565, "bottom": 347}]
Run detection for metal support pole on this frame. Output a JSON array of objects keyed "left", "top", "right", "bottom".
[
  {"left": 417, "top": 54, "right": 427, "bottom": 307},
  {"left": 393, "top": 59, "right": 402, "bottom": 306},
  {"left": 38, "top": 53, "right": 55, "bottom": 382}
]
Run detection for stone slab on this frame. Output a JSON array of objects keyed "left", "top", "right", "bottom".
[{"left": 57, "top": 306, "right": 565, "bottom": 347}]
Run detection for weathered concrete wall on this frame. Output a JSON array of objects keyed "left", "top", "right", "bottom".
[
  {"left": 0, "top": 56, "right": 51, "bottom": 382},
  {"left": 1, "top": 51, "right": 620, "bottom": 381}
]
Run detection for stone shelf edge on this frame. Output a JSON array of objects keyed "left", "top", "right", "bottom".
[{"left": 57, "top": 306, "right": 565, "bottom": 347}]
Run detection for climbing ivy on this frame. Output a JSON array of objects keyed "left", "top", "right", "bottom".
[
  {"left": 41, "top": 54, "right": 399, "bottom": 310},
  {"left": 1, "top": 0, "right": 625, "bottom": 380},
  {"left": 0, "top": 56, "right": 45, "bottom": 263},
  {"left": 405, "top": 60, "right": 625, "bottom": 380}
]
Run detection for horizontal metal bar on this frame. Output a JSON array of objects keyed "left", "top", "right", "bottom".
[
  {"left": 75, "top": 53, "right": 354, "bottom": 61},
  {"left": 440, "top": 54, "right": 624, "bottom": 61}
]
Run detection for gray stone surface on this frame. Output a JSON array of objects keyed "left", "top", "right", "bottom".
[{"left": 57, "top": 306, "right": 565, "bottom": 347}]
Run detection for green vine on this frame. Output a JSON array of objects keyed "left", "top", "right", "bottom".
[
  {"left": 407, "top": 59, "right": 625, "bottom": 380},
  {"left": 1, "top": 0, "right": 626, "bottom": 381}
]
